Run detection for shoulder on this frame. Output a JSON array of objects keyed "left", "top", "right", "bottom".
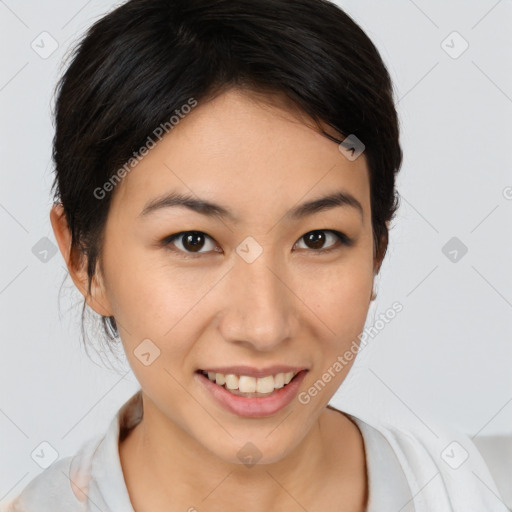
[
  {"left": 472, "top": 433, "right": 512, "bottom": 510},
  {"left": 347, "top": 412, "right": 511, "bottom": 511},
  {"left": 0, "top": 456, "right": 77, "bottom": 512},
  {"left": 0, "top": 435, "right": 103, "bottom": 512}
]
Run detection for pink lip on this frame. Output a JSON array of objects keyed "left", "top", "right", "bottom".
[
  {"left": 196, "top": 369, "right": 308, "bottom": 418},
  {"left": 198, "top": 365, "right": 308, "bottom": 378}
]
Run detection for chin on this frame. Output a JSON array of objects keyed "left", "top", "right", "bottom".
[{"left": 202, "top": 434, "right": 295, "bottom": 467}]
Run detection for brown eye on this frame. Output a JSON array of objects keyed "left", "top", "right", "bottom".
[
  {"left": 163, "top": 229, "right": 352, "bottom": 259},
  {"left": 303, "top": 231, "right": 328, "bottom": 250},
  {"left": 165, "top": 231, "right": 218, "bottom": 255},
  {"left": 296, "top": 230, "right": 352, "bottom": 252}
]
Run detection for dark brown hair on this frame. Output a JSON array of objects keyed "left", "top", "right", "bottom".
[{"left": 51, "top": 0, "right": 402, "bottom": 351}]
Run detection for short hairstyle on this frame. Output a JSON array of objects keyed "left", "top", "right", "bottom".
[{"left": 51, "top": 0, "right": 402, "bottom": 351}]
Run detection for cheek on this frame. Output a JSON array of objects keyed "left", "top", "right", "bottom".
[
  {"left": 105, "top": 240, "right": 194, "bottom": 320},
  {"left": 306, "top": 253, "right": 373, "bottom": 319},
  {"left": 106, "top": 251, "right": 226, "bottom": 375},
  {"left": 300, "top": 255, "right": 373, "bottom": 378},
  {"left": 299, "top": 265, "right": 371, "bottom": 394},
  {"left": 110, "top": 263, "right": 202, "bottom": 404}
]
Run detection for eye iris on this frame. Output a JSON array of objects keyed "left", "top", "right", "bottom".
[
  {"left": 305, "top": 231, "right": 326, "bottom": 250},
  {"left": 183, "top": 231, "right": 205, "bottom": 252}
]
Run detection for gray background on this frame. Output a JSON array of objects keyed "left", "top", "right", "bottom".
[{"left": 1, "top": 0, "right": 511, "bottom": 500}]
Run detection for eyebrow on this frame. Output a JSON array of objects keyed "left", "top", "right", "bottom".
[{"left": 138, "top": 190, "right": 364, "bottom": 223}]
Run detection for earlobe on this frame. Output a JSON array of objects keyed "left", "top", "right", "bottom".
[
  {"left": 49, "top": 202, "right": 73, "bottom": 268},
  {"left": 84, "top": 271, "right": 114, "bottom": 318},
  {"left": 49, "top": 202, "right": 113, "bottom": 317},
  {"left": 373, "top": 225, "right": 389, "bottom": 276}
]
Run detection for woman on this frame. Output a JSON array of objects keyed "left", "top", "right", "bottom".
[{"left": 1, "top": 0, "right": 507, "bottom": 510}]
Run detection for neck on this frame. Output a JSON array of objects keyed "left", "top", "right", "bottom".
[{"left": 119, "top": 393, "right": 367, "bottom": 512}]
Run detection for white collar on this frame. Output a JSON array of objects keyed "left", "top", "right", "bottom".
[{"left": 86, "top": 389, "right": 508, "bottom": 512}]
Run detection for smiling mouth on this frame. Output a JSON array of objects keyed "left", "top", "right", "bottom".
[{"left": 196, "top": 369, "right": 304, "bottom": 397}]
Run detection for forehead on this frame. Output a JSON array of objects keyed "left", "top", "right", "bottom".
[{"left": 109, "top": 87, "right": 370, "bottom": 224}]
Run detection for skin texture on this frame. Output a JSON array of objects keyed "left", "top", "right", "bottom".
[{"left": 51, "top": 87, "right": 386, "bottom": 511}]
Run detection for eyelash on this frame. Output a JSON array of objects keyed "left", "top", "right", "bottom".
[{"left": 162, "top": 229, "right": 354, "bottom": 259}]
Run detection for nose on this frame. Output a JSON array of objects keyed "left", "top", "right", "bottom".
[{"left": 216, "top": 253, "right": 298, "bottom": 352}]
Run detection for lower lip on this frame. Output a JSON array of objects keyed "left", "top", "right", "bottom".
[{"left": 196, "top": 370, "right": 308, "bottom": 418}]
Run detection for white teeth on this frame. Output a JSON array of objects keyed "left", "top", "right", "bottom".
[
  {"left": 239, "top": 375, "right": 256, "bottom": 393},
  {"left": 225, "top": 374, "right": 239, "bottom": 390},
  {"left": 202, "top": 370, "right": 299, "bottom": 393},
  {"left": 274, "top": 373, "right": 285, "bottom": 389},
  {"left": 256, "top": 375, "right": 274, "bottom": 394},
  {"left": 284, "top": 371, "right": 294, "bottom": 385}
]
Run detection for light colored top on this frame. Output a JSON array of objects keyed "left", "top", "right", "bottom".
[{"left": 1, "top": 389, "right": 508, "bottom": 512}]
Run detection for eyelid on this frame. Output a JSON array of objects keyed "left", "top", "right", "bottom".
[
  {"left": 162, "top": 229, "right": 353, "bottom": 258},
  {"left": 163, "top": 231, "right": 219, "bottom": 258},
  {"left": 295, "top": 229, "right": 354, "bottom": 253}
]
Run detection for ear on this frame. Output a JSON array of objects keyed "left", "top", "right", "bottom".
[
  {"left": 50, "top": 202, "right": 113, "bottom": 317},
  {"left": 373, "top": 220, "right": 390, "bottom": 276}
]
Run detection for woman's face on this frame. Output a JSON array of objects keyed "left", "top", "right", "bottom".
[{"left": 82, "top": 87, "right": 377, "bottom": 464}]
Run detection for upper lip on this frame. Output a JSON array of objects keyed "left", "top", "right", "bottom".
[{"left": 198, "top": 365, "right": 308, "bottom": 378}]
